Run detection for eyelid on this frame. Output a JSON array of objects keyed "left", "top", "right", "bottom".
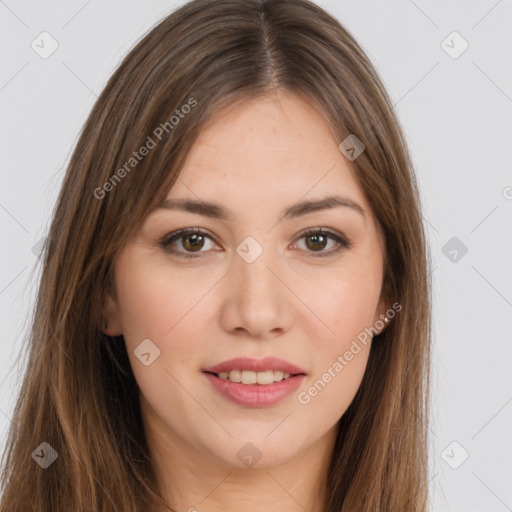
[{"left": 159, "top": 226, "right": 351, "bottom": 258}]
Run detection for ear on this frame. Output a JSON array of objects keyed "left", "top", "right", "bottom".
[
  {"left": 373, "top": 295, "right": 391, "bottom": 336},
  {"left": 102, "top": 293, "right": 123, "bottom": 336}
]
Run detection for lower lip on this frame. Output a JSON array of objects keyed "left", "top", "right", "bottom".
[{"left": 203, "top": 372, "right": 306, "bottom": 407}]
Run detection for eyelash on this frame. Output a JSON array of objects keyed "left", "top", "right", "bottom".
[{"left": 159, "top": 227, "right": 351, "bottom": 259}]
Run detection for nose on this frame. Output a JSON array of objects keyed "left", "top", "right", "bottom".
[{"left": 218, "top": 243, "right": 294, "bottom": 340}]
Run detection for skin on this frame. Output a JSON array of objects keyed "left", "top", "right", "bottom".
[{"left": 104, "top": 91, "right": 390, "bottom": 512}]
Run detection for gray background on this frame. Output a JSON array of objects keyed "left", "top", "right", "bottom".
[{"left": 1, "top": 1, "right": 511, "bottom": 510}]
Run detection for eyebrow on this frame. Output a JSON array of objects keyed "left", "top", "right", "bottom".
[{"left": 156, "top": 195, "right": 366, "bottom": 220}]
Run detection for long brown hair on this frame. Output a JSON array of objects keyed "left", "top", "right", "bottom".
[{"left": 0, "top": 0, "right": 432, "bottom": 510}]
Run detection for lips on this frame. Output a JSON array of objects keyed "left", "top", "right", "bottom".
[
  {"left": 202, "top": 356, "right": 307, "bottom": 376},
  {"left": 202, "top": 357, "right": 308, "bottom": 407}
]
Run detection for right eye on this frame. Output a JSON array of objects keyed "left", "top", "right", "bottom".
[{"left": 159, "top": 228, "right": 219, "bottom": 258}]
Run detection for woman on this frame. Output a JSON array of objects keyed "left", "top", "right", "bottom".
[{"left": 0, "top": 0, "right": 432, "bottom": 510}]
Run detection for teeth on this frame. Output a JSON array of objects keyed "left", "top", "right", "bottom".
[
  {"left": 273, "top": 370, "right": 284, "bottom": 381},
  {"left": 242, "top": 371, "right": 257, "bottom": 384},
  {"left": 217, "top": 370, "right": 293, "bottom": 385},
  {"left": 229, "top": 370, "right": 241, "bottom": 383}
]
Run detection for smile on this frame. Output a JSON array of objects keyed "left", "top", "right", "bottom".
[{"left": 215, "top": 369, "right": 293, "bottom": 385}]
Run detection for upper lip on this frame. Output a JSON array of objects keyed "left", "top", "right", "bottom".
[{"left": 203, "top": 357, "right": 307, "bottom": 375}]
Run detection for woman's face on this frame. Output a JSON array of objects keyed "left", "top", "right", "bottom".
[{"left": 105, "top": 91, "right": 389, "bottom": 471}]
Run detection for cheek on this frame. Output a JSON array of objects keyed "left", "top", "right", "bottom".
[
  {"left": 299, "top": 346, "right": 371, "bottom": 427},
  {"left": 114, "top": 250, "right": 208, "bottom": 344},
  {"left": 113, "top": 254, "right": 205, "bottom": 405},
  {"left": 116, "top": 272, "right": 170, "bottom": 342},
  {"left": 298, "top": 275, "right": 376, "bottom": 419},
  {"left": 302, "top": 262, "right": 383, "bottom": 347},
  {"left": 295, "top": 257, "right": 381, "bottom": 413}
]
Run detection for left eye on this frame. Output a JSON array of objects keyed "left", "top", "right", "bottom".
[
  {"left": 159, "top": 228, "right": 350, "bottom": 258},
  {"left": 293, "top": 229, "right": 350, "bottom": 256}
]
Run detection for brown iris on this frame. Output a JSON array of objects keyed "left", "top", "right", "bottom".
[
  {"left": 181, "top": 233, "right": 205, "bottom": 252},
  {"left": 305, "top": 233, "right": 328, "bottom": 252}
]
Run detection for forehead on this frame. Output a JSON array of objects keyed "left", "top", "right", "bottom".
[{"left": 171, "top": 92, "right": 369, "bottom": 211}]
